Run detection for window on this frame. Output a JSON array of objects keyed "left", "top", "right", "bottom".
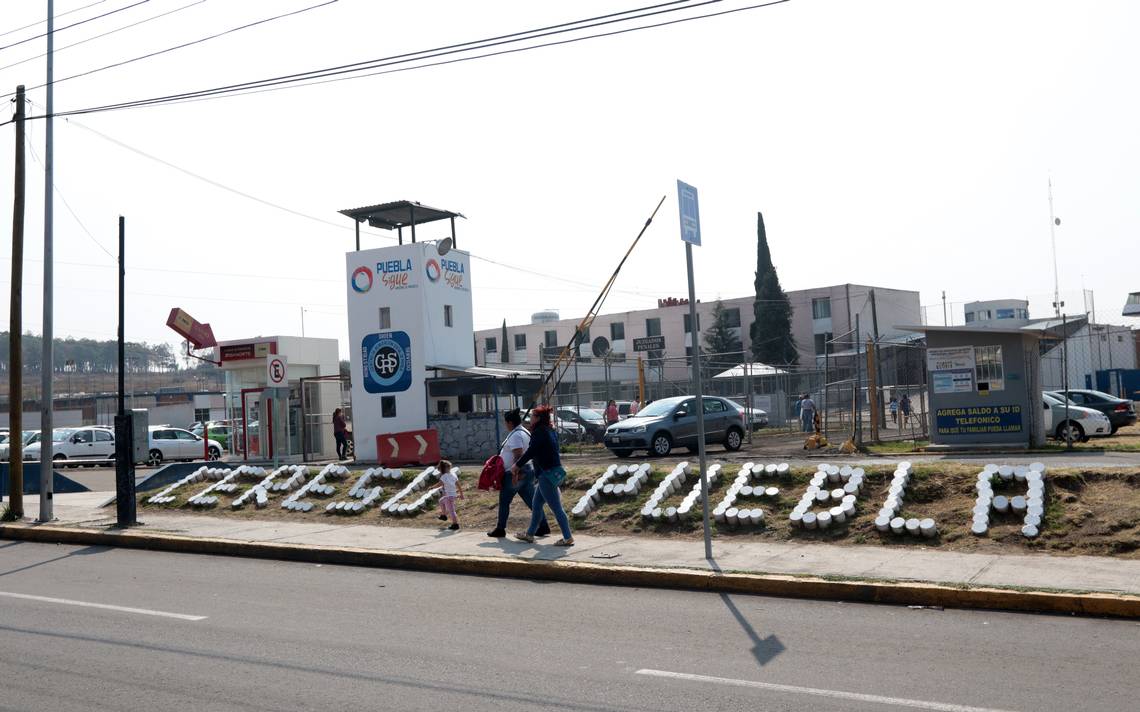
[
  {"left": 436, "top": 400, "right": 451, "bottom": 415},
  {"left": 723, "top": 308, "right": 741, "bottom": 328},
  {"left": 514, "top": 333, "right": 527, "bottom": 350},
  {"left": 443, "top": 305, "right": 453, "bottom": 328},
  {"left": 645, "top": 318, "right": 661, "bottom": 337},
  {"left": 544, "top": 330, "right": 558, "bottom": 347},
  {"left": 974, "top": 345, "right": 1004, "bottom": 391},
  {"left": 610, "top": 322, "right": 625, "bottom": 340},
  {"left": 814, "top": 332, "right": 832, "bottom": 355},
  {"left": 812, "top": 297, "right": 831, "bottom": 319},
  {"left": 379, "top": 307, "right": 391, "bottom": 329},
  {"left": 175, "top": 430, "right": 197, "bottom": 441},
  {"left": 457, "top": 395, "right": 474, "bottom": 413},
  {"left": 575, "top": 327, "right": 590, "bottom": 345},
  {"left": 702, "top": 398, "right": 726, "bottom": 413},
  {"left": 154, "top": 430, "right": 175, "bottom": 440},
  {"left": 965, "top": 312, "right": 976, "bottom": 323},
  {"left": 683, "top": 313, "right": 701, "bottom": 333},
  {"left": 95, "top": 430, "right": 114, "bottom": 442},
  {"left": 194, "top": 408, "right": 209, "bottom": 423},
  {"left": 485, "top": 336, "right": 497, "bottom": 353},
  {"left": 977, "top": 310, "right": 992, "bottom": 321},
  {"left": 73, "top": 430, "right": 93, "bottom": 444},
  {"left": 381, "top": 396, "right": 397, "bottom": 418}
]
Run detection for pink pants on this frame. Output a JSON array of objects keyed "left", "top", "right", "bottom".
[{"left": 439, "top": 495, "right": 458, "bottom": 520}]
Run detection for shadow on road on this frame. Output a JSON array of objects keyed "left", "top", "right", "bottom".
[
  {"left": 708, "top": 558, "right": 786, "bottom": 667},
  {"left": 0, "top": 543, "right": 110, "bottom": 579}
]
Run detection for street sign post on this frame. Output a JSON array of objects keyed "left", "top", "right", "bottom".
[
  {"left": 632, "top": 335, "right": 665, "bottom": 352},
  {"left": 677, "top": 179, "right": 712, "bottom": 561}
]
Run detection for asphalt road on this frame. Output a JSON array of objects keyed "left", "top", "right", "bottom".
[{"left": 0, "top": 543, "right": 1136, "bottom": 712}]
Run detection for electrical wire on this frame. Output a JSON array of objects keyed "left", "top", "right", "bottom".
[
  {"left": 0, "top": 0, "right": 152, "bottom": 53},
  {"left": 15, "top": 0, "right": 337, "bottom": 95},
  {"left": 0, "top": 0, "right": 208, "bottom": 75},
  {"left": 0, "top": 0, "right": 109, "bottom": 40}
]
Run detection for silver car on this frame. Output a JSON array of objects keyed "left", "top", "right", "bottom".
[{"left": 603, "top": 395, "right": 747, "bottom": 458}]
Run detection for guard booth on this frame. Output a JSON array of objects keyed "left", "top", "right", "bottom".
[
  {"left": 905, "top": 325, "right": 1046, "bottom": 450},
  {"left": 216, "top": 336, "right": 340, "bottom": 461}
]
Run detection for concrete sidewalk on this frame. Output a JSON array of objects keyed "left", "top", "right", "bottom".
[{"left": 7, "top": 492, "right": 1139, "bottom": 600}]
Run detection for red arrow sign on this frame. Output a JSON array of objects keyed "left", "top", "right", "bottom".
[{"left": 376, "top": 429, "right": 440, "bottom": 467}]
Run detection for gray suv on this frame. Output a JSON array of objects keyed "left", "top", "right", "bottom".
[{"left": 603, "top": 395, "right": 746, "bottom": 458}]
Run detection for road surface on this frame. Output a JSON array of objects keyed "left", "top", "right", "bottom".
[{"left": 0, "top": 542, "right": 1135, "bottom": 712}]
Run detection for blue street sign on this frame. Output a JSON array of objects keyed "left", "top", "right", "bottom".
[{"left": 677, "top": 180, "right": 701, "bottom": 246}]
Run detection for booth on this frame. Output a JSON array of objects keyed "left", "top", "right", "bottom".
[
  {"left": 905, "top": 325, "right": 1046, "bottom": 450},
  {"left": 215, "top": 335, "right": 340, "bottom": 461}
]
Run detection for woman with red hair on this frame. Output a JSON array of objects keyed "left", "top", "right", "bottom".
[{"left": 512, "top": 405, "right": 574, "bottom": 546}]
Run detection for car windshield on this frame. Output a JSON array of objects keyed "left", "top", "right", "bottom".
[
  {"left": 52, "top": 429, "right": 77, "bottom": 442},
  {"left": 1045, "top": 393, "right": 1078, "bottom": 407},
  {"left": 573, "top": 408, "right": 604, "bottom": 421},
  {"left": 635, "top": 398, "right": 685, "bottom": 418}
]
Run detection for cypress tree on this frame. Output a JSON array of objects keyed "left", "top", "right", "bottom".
[
  {"left": 501, "top": 319, "right": 509, "bottom": 364},
  {"left": 750, "top": 212, "right": 798, "bottom": 365},
  {"left": 703, "top": 301, "right": 744, "bottom": 371}
]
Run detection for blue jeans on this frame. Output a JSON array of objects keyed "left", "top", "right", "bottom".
[
  {"left": 801, "top": 410, "right": 815, "bottom": 432},
  {"left": 497, "top": 465, "right": 550, "bottom": 535},
  {"left": 528, "top": 469, "right": 572, "bottom": 540}
]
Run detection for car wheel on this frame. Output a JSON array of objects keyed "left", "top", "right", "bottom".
[
  {"left": 1056, "top": 422, "right": 1084, "bottom": 443},
  {"left": 724, "top": 427, "right": 744, "bottom": 451},
  {"left": 651, "top": 432, "right": 673, "bottom": 457},
  {"left": 52, "top": 453, "right": 67, "bottom": 467},
  {"left": 147, "top": 449, "right": 164, "bottom": 467},
  {"left": 1110, "top": 425, "right": 1119, "bottom": 434},
  {"left": 612, "top": 449, "right": 632, "bottom": 459},
  {"left": 208, "top": 447, "right": 221, "bottom": 461}
]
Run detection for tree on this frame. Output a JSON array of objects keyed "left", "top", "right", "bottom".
[
  {"left": 750, "top": 212, "right": 798, "bottom": 365},
  {"left": 500, "top": 319, "right": 509, "bottom": 364},
  {"left": 703, "top": 301, "right": 744, "bottom": 371}
]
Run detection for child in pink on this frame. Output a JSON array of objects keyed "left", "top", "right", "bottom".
[{"left": 436, "top": 460, "right": 464, "bottom": 531}]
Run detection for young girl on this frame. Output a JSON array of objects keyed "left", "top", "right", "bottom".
[{"left": 436, "top": 460, "right": 464, "bottom": 531}]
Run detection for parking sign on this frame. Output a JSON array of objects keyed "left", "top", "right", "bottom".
[{"left": 677, "top": 180, "right": 701, "bottom": 246}]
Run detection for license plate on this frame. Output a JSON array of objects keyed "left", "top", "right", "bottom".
[{"left": 611, "top": 435, "right": 621, "bottom": 442}]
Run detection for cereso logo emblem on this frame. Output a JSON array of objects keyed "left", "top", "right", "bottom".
[
  {"left": 361, "top": 331, "right": 412, "bottom": 394},
  {"left": 425, "top": 258, "right": 442, "bottom": 283},
  {"left": 350, "top": 266, "right": 373, "bottom": 293}
]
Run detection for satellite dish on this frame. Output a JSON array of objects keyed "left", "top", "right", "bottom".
[
  {"left": 591, "top": 336, "right": 611, "bottom": 358},
  {"left": 1054, "top": 217, "right": 1061, "bottom": 226},
  {"left": 436, "top": 237, "right": 453, "bottom": 256}
]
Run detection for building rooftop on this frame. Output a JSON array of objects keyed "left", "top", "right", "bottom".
[{"left": 338, "top": 201, "right": 464, "bottom": 231}]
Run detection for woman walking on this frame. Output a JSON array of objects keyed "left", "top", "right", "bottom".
[
  {"left": 513, "top": 405, "right": 574, "bottom": 547},
  {"left": 332, "top": 408, "right": 349, "bottom": 460}
]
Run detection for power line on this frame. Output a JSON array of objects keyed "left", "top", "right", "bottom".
[
  {"left": 0, "top": 0, "right": 152, "bottom": 53},
  {"left": 0, "top": 0, "right": 109, "bottom": 40},
  {"left": 15, "top": 0, "right": 337, "bottom": 95},
  {"left": 0, "top": 0, "right": 208, "bottom": 75}
]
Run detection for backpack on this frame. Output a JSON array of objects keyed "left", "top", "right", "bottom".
[{"left": 478, "top": 454, "right": 505, "bottom": 491}]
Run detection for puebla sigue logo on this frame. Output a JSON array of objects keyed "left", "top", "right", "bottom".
[
  {"left": 350, "top": 266, "right": 373, "bottom": 293},
  {"left": 376, "top": 258, "right": 413, "bottom": 290},
  {"left": 361, "top": 331, "right": 412, "bottom": 394},
  {"left": 425, "top": 258, "right": 442, "bottom": 283},
  {"left": 436, "top": 257, "right": 466, "bottom": 289}
]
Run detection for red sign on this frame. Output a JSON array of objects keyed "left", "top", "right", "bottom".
[
  {"left": 376, "top": 429, "right": 440, "bottom": 467},
  {"left": 166, "top": 308, "right": 216, "bottom": 349}
]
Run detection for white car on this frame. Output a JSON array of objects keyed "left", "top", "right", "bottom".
[
  {"left": 23, "top": 427, "right": 115, "bottom": 465},
  {"left": 146, "top": 426, "right": 223, "bottom": 466},
  {"left": 1043, "top": 392, "right": 1111, "bottom": 442}
]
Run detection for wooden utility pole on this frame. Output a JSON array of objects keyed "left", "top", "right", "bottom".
[{"left": 7, "top": 85, "right": 26, "bottom": 518}]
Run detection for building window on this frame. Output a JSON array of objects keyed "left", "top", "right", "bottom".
[
  {"left": 443, "top": 305, "right": 453, "bottom": 327},
  {"left": 194, "top": 408, "right": 210, "bottom": 424},
  {"left": 683, "top": 313, "right": 700, "bottom": 333},
  {"left": 514, "top": 333, "right": 526, "bottom": 350},
  {"left": 545, "top": 330, "right": 558, "bottom": 347},
  {"left": 457, "top": 395, "right": 474, "bottom": 413},
  {"left": 974, "top": 345, "right": 1004, "bottom": 391},
  {"left": 723, "top": 308, "right": 741, "bottom": 328},
  {"left": 381, "top": 396, "right": 397, "bottom": 418},
  {"left": 814, "top": 332, "right": 832, "bottom": 355},
  {"left": 484, "top": 336, "right": 497, "bottom": 353},
  {"left": 379, "top": 307, "right": 391, "bottom": 330},
  {"left": 965, "top": 312, "right": 976, "bottom": 323},
  {"left": 812, "top": 297, "right": 831, "bottom": 320},
  {"left": 575, "top": 327, "right": 590, "bottom": 345},
  {"left": 646, "top": 318, "right": 661, "bottom": 337},
  {"left": 436, "top": 400, "right": 450, "bottom": 415},
  {"left": 610, "top": 322, "right": 625, "bottom": 340}
]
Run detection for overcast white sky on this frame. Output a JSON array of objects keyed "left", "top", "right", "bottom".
[{"left": 1, "top": 0, "right": 1137, "bottom": 360}]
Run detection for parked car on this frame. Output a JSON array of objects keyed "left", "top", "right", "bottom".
[
  {"left": 1042, "top": 392, "right": 1111, "bottom": 442},
  {"left": 603, "top": 395, "right": 746, "bottom": 457},
  {"left": 191, "top": 422, "right": 233, "bottom": 449},
  {"left": 555, "top": 406, "right": 607, "bottom": 443},
  {"left": 0, "top": 432, "right": 10, "bottom": 462},
  {"left": 23, "top": 426, "right": 114, "bottom": 465},
  {"left": 1046, "top": 389, "right": 1136, "bottom": 433},
  {"left": 731, "top": 402, "right": 769, "bottom": 431},
  {"left": 147, "top": 426, "right": 223, "bottom": 466}
]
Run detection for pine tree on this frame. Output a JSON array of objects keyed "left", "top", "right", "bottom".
[
  {"left": 750, "top": 212, "right": 798, "bottom": 365},
  {"left": 703, "top": 301, "right": 744, "bottom": 371},
  {"left": 500, "top": 320, "right": 509, "bottom": 364}
]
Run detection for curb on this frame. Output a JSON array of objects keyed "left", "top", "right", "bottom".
[{"left": 2, "top": 523, "right": 1137, "bottom": 619}]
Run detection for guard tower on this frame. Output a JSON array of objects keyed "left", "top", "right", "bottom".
[{"left": 340, "top": 201, "right": 472, "bottom": 462}]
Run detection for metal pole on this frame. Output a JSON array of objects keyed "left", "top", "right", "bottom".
[
  {"left": 854, "top": 314, "right": 863, "bottom": 445},
  {"left": 354, "top": 220, "right": 360, "bottom": 251},
  {"left": 686, "top": 243, "right": 712, "bottom": 560},
  {"left": 1062, "top": 313, "right": 1071, "bottom": 449},
  {"left": 115, "top": 216, "right": 136, "bottom": 525},
  {"left": 39, "top": 0, "right": 56, "bottom": 522},
  {"left": 300, "top": 306, "right": 305, "bottom": 337},
  {"left": 1049, "top": 177, "right": 1061, "bottom": 318},
  {"left": 7, "top": 85, "right": 27, "bottom": 518}
]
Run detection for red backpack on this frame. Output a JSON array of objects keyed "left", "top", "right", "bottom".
[{"left": 477, "top": 454, "right": 504, "bottom": 491}]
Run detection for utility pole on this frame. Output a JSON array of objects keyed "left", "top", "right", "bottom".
[
  {"left": 115, "top": 216, "right": 137, "bottom": 526},
  {"left": 39, "top": 0, "right": 56, "bottom": 523},
  {"left": 869, "top": 289, "right": 885, "bottom": 432},
  {"left": 7, "top": 85, "right": 26, "bottom": 518},
  {"left": 1049, "top": 176, "right": 1061, "bottom": 318},
  {"left": 300, "top": 307, "right": 305, "bottom": 337},
  {"left": 941, "top": 291, "right": 948, "bottom": 326}
]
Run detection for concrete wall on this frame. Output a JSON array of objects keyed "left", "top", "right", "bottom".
[{"left": 428, "top": 412, "right": 499, "bottom": 462}]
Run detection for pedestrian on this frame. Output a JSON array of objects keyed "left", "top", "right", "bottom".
[
  {"left": 487, "top": 409, "right": 551, "bottom": 539},
  {"left": 629, "top": 399, "right": 640, "bottom": 416},
  {"left": 604, "top": 399, "right": 620, "bottom": 426},
  {"left": 900, "top": 394, "right": 912, "bottom": 427},
  {"left": 332, "top": 407, "right": 349, "bottom": 460},
  {"left": 513, "top": 405, "right": 574, "bottom": 546},
  {"left": 436, "top": 460, "right": 464, "bottom": 531},
  {"left": 793, "top": 394, "right": 803, "bottom": 426},
  {"left": 888, "top": 396, "right": 899, "bottom": 427},
  {"left": 800, "top": 393, "right": 816, "bottom": 433}
]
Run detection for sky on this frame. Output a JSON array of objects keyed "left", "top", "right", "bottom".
[{"left": 1, "top": 0, "right": 1137, "bottom": 361}]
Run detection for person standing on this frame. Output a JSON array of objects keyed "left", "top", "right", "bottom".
[
  {"left": 513, "top": 405, "right": 574, "bottom": 547},
  {"left": 900, "top": 394, "right": 912, "bottom": 427},
  {"left": 799, "top": 393, "right": 817, "bottom": 433},
  {"left": 487, "top": 409, "right": 550, "bottom": 538},
  {"left": 604, "top": 399, "right": 619, "bottom": 426},
  {"left": 332, "top": 408, "right": 349, "bottom": 460},
  {"left": 629, "top": 399, "right": 640, "bottom": 416},
  {"left": 436, "top": 460, "right": 464, "bottom": 531},
  {"left": 888, "top": 396, "right": 899, "bottom": 428}
]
